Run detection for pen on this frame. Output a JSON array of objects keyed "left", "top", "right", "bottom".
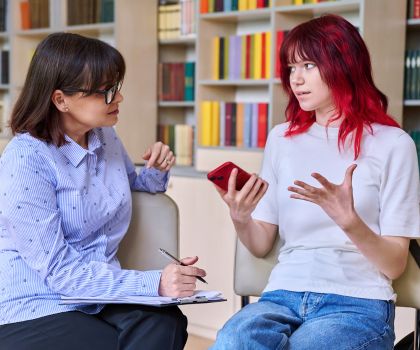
[{"left": 158, "top": 248, "right": 208, "bottom": 284}]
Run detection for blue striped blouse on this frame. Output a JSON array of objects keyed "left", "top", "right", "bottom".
[{"left": 0, "top": 127, "right": 169, "bottom": 324}]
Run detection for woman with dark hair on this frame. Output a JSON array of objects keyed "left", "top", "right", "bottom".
[
  {"left": 0, "top": 33, "right": 206, "bottom": 349},
  {"left": 210, "top": 14, "right": 419, "bottom": 349}
]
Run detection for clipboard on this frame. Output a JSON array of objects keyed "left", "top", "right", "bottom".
[{"left": 60, "top": 290, "right": 226, "bottom": 307}]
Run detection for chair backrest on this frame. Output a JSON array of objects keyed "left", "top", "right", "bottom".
[
  {"left": 118, "top": 192, "right": 179, "bottom": 271},
  {"left": 234, "top": 236, "right": 420, "bottom": 309}
]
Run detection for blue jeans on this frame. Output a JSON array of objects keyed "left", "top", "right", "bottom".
[{"left": 211, "top": 290, "right": 395, "bottom": 350}]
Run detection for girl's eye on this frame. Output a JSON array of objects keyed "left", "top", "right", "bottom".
[{"left": 305, "top": 63, "right": 316, "bottom": 69}]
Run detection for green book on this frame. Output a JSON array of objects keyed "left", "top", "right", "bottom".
[{"left": 184, "top": 62, "right": 195, "bottom": 101}]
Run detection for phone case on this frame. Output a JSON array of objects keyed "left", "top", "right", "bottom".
[{"left": 207, "top": 161, "right": 251, "bottom": 191}]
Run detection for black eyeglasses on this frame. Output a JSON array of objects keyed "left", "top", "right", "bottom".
[{"left": 62, "top": 81, "right": 123, "bottom": 104}]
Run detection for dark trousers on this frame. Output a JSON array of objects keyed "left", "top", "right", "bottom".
[{"left": 0, "top": 304, "right": 188, "bottom": 350}]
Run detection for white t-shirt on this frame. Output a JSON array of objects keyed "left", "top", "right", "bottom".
[{"left": 252, "top": 122, "right": 420, "bottom": 301}]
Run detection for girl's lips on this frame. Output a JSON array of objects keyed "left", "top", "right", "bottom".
[{"left": 108, "top": 109, "right": 119, "bottom": 114}]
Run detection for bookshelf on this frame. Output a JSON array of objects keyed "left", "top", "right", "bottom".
[{"left": 194, "top": 0, "right": 406, "bottom": 174}]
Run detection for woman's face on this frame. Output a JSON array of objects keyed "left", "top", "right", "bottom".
[
  {"left": 288, "top": 57, "right": 334, "bottom": 116},
  {"left": 60, "top": 81, "right": 124, "bottom": 137}
]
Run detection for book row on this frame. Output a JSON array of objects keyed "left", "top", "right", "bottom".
[
  {"left": 404, "top": 50, "right": 420, "bottom": 100},
  {"left": 158, "top": 62, "right": 195, "bottom": 101},
  {"left": 212, "top": 30, "right": 288, "bottom": 80},
  {"left": 20, "top": 0, "right": 49, "bottom": 29},
  {"left": 67, "top": 0, "right": 114, "bottom": 26},
  {"left": 200, "top": 101, "right": 269, "bottom": 148},
  {"left": 20, "top": 0, "right": 114, "bottom": 29},
  {"left": 212, "top": 32, "right": 271, "bottom": 80},
  {"left": 157, "top": 124, "right": 194, "bottom": 166},
  {"left": 158, "top": 0, "right": 197, "bottom": 40},
  {"left": 200, "top": 0, "right": 271, "bottom": 13}
]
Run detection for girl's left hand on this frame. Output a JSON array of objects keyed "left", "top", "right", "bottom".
[
  {"left": 288, "top": 164, "right": 358, "bottom": 230},
  {"left": 142, "top": 141, "right": 175, "bottom": 172}
]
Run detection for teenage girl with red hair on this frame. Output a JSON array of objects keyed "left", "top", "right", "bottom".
[{"left": 211, "top": 14, "right": 420, "bottom": 350}]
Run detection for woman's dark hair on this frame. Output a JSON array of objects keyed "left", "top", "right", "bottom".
[
  {"left": 280, "top": 14, "right": 399, "bottom": 159},
  {"left": 10, "top": 32, "right": 125, "bottom": 146}
]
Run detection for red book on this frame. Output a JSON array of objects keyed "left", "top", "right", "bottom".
[
  {"left": 245, "top": 35, "right": 251, "bottom": 79},
  {"left": 257, "top": 0, "right": 264, "bottom": 8},
  {"left": 415, "top": 0, "right": 420, "bottom": 18},
  {"left": 257, "top": 103, "right": 268, "bottom": 148},
  {"left": 225, "top": 102, "right": 232, "bottom": 146},
  {"left": 200, "top": 0, "right": 209, "bottom": 13},
  {"left": 261, "top": 32, "right": 266, "bottom": 79},
  {"left": 275, "top": 31, "right": 285, "bottom": 78},
  {"left": 20, "top": 1, "right": 31, "bottom": 29}
]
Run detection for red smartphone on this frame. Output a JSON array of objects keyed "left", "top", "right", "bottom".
[{"left": 207, "top": 161, "right": 252, "bottom": 191}]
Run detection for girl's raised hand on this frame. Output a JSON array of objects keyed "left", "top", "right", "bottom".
[
  {"left": 288, "top": 164, "right": 358, "bottom": 230},
  {"left": 214, "top": 168, "right": 268, "bottom": 224}
]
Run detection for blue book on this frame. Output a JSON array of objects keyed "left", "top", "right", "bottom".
[
  {"left": 251, "top": 103, "right": 258, "bottom": 148},
  {"left": 243, "top": 103, "right": 252, "bottom": 147}
]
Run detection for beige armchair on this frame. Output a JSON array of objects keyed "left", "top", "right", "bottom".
[
  {"left": 118, "top": 191, "right": 179, "bottom": 271},
  {"left": 234, "top": 237, "right": 420, "bottom": 350}
]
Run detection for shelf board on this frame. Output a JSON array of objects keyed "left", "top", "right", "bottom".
[
  {"left": 407, "top": 18, "right": 420, "bottom": 27},
  {"left": 195, "top": 147, "right": 264, "bottom": 173},
  {"left": 276, "top": 0, "right": 360, "bottom": 15},
  {"left": 159, "top": 101, "right": 195, "bottom": 108},
  {"left": 63, "top": 22, "right": 114, "bottom": 34},
  {"left": 159, "top": 36, "right": 196, "bottom": 45},
  {"left": 0, "top": 84, "right": 10, "bottom": 90},
  {"left": 199, "top": 79, "right": 270, "bottom": 86},
  {"left": 0, "top": 32, "right": 8, "bottom": 39},
  {"left": 16, "top": 28, "right": 55, "bottom": 37},
  {"left": 404, "top": 100, "right": 420, "bottom": 106},
  {"left": 200, "top": 8, "right": 271, "bottom": 22}
]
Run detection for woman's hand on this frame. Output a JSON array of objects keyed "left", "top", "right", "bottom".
[
  {"left": 288, "top": 164, "right": 358, "bottom": 230},
  {"left": 142, "top": 142, "right": 175, "bottom": 172},
  {"left": 158, "top": 256, "right": 207, "bottom": 297},
  {"left": 214, "top": 168, "right": 268, "bottom": 224}
]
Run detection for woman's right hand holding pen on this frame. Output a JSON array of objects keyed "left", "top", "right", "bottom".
[
  {"left": 159, "top": 256, "right": 207, "bottom": 297},
  {"left": 213, "top": 168, "right": 268, "bottom": 224}
]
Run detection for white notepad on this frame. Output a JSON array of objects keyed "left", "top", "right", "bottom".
[{"left": 60, "top": 290, "right": 226, "bottom": 307}]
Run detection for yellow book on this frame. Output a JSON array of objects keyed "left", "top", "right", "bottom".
[
  {"left": 211, "top": 101, "right": 220, "bottom": 146},
  {"left": 248, "top": 0, "right": 257, "bottom": 10},
  {"left": 249, "top": 34, "right": 254, "bottom": 79},
  {"left": 238, "top": 0, "right": 248, "bottom": 11},
  {"left": 241, "top": 35, "right": 246, "bottom": 79},
  {"left": 200, "top": 101, "right": 212, "bottom": 146},
  {"left": 294, "top": 0, "right": 304, "bottom": 5},
  {"left": 236, "top": 103, "right": 244, "bottom": 147},
  {"left": 212, "top": 36, "right": 220, "bottom": 80},
  {"left": 254, "top": 32, "right": 262, "bottom": 79},
  {"left": 265, "top": 31, "right": 271, "bottom": 79}
]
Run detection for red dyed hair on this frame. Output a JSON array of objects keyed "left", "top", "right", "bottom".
[{"left": 279, "top": 14, "right": 399, "bottom": 158}]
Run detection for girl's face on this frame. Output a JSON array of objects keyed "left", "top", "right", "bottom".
[
  {"left": 60, "top": 81, "right": 124, "bottom": 139},
  {"left": 288, "top": 57, "right": 335, "bottom": 118}
]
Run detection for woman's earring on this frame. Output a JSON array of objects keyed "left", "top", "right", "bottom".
[{"left": 64, "top": 106, "right": 69, "bottom": 112}]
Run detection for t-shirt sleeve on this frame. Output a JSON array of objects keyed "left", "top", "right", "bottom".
[
  {"left": 380, "top": 132, "right": 420, "bottom": 237},
  {"left": 251, "top": 128, "right": 279, "bottom": 225}
]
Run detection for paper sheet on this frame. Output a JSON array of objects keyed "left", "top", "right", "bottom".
[{"left": 60, "top": 290, "right": 225, "bottom": 306}]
